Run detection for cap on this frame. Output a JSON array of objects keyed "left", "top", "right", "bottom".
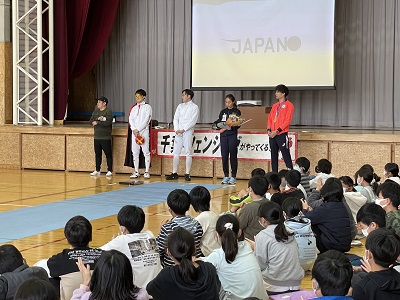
[{"left": 97, "top": 96, "right": 108, "bottom": 105}]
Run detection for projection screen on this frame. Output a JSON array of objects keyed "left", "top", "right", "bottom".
[{"left": 191, "top": 0, "right": 335, "bottom": 89}]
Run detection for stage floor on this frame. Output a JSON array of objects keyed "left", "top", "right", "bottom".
[{"left": 0, "top": 122, "right": 400, "bottom": 183}]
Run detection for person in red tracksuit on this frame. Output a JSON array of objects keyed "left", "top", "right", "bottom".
[{"left": 267, "top": 84, "right": 294, "bottom": 172}]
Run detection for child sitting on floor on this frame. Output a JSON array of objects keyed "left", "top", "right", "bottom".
[
  {"left": 156, "top": 189, "right": 203, "bottom": 266},
  {"left": 352, "top": 228, "right": 400, "bottom": 300},
  {"left": 202, "top": 214, "right": 267, "bottom": 300},
  {"left": 228, "top": 168, "right": 266, "bottom": 214},
  {"left": 100, "top": 205, "right": 161, "bottom": 288},
  {"left": 282, "top": 197, "right": 317, "bottom": 271},
  {"left": 189, "top": 186, "right": 220, "bottom": 256},
  {"left": 147, "top": 228, "right": 221, "bottom": 300},
  {"left": 254, "top": 201, "right": 304, "bottom": 295}
]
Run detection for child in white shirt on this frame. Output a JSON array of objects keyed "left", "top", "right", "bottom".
[{"left": 189, "top": 186, "right": 219, "bottom": 256}]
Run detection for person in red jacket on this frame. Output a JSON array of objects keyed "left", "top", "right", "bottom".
[{"left": 267, "top": 84, "right": 294, "bottom": 172}]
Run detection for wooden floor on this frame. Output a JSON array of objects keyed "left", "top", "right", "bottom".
[{"left": 0, "top": 168, "right": 366, "bottom": 290}]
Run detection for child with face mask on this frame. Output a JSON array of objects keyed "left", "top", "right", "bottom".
[
  {"left": 352, "top": 203, "right": 386, "bottom": 273},
  {"left": 354, "top": 165, "right": 379, "bottom": 203},
  {"left": 352, "top": 228, "right": 400, "bottom": 300},
  {"left": 293, "top": 156, "right": 311, "bottom": 195},
  {"left": 269, "top": 250, "right": 352, "bottom": 299},
  {"left": 375, "top": 181, "right": 400, "bottom": 236},
  {"left": 311, "top": 250, "right": 353, "bottom": 299}
]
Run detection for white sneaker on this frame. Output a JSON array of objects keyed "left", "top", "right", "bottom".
[
  {"left": 90, "top": 171, "right": 100, "bottom": 176},
  {"left": 106, "top": 171, "right": 112, "bottom": 177},
  {"left": 130, "top": 172, "right": 139, "bottom": 179},
  {"left": 144, "top": 172, "right": 150, "bottom": 179}
]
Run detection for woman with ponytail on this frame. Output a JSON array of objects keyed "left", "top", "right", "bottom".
[
  {"left": 255, "top": 201, "right": 304, "bottom": 295},
  {"left": 146, "top": 227, "right": 220, "bottom": 300},
  {"left": 213, "top": 94, "right": 241, "bottom": 185},
  {"left": 203, "top": 214, "right": 267, "bottom": 300}
]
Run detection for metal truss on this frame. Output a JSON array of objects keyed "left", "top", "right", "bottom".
[{"left": 12, "top": 0, "right": 54, "bottom": 125}]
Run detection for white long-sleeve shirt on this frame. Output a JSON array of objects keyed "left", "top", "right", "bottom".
[
  {"left": 129, "top": 102, "right": 152, "bottom": 134},
  {"left": 173, "top": 100, "right": 199, "bottom": 132}
]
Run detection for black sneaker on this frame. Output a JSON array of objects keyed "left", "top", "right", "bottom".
[
  {"left": 184, "top": 174, "right": 191, "bottom": 181},
  {"left": 166, "top": 173, "right": 178, "bottom": 180}
]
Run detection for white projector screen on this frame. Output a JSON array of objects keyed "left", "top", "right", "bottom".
[{"left": 191, "top": 0, "right": 335, "bottom": 90}]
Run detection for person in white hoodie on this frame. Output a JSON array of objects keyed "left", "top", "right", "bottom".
[
  {"left": 383, "top": 163, "right": 400, "bottom": 185},
  {"left": 340, "top": 176, "right": 368, "bottom": 222},
  {"left": 254, "top": 201, "right": 304, "bottom": 295},
  {"left": 129, "top": 89, "right": 152, "bottom": 179},
  {"left": 309, "top": 159, "right": 334, "bottom": 190},
  {"left": 282, "top": 197, "right": 317, "bottom": 272},
  {"left": 166, "top": 89, "right": 199, "bottom": 181}
]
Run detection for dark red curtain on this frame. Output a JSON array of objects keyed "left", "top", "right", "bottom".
[
  {"left": 54, "top": 0, "right": 119, "bottom": 120},
  {"left": 66, "top": 0, "right": 90, "bottom": 78},
  {"left": 72, "top": 1, "right": 119, "bottom": 78}
]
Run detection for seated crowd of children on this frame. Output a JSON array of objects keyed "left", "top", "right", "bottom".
[{"left": 2, "top": 158, "right": 400, "bottom": 300}]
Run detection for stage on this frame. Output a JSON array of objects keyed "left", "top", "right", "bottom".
[{"left": 1, "top": 123, "right": 400, "bottom": 179}]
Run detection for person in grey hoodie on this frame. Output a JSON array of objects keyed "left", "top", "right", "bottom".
[
  {"left": 255, "top": 201, "right": 304, "bottom": 295},
  {"left": 156, "top": 189, "right": 203, "bottom": 267},
  {"left": 282, "top": 197, "right": 317, "bottom": 272}
]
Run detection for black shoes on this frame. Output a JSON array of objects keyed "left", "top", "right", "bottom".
[
  {"left": 166, "top": 173, "right": 178, "bottom": 180},
  {"left": 165, "top": 173, "right": 191, "bottom": 181}
]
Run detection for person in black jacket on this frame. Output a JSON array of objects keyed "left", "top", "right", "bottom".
[
  {"left": 302, "top": 177, "right": 352, "bottom": 253},
  {"left": 34, "top": 216, "right": 103, "bottom": 300},
  {"left": 0, "top": 245, "right": 49, "bottom": 300},
  {"left": 147, "top": 227, "right": 221, "bottom": 300},
  {"left": 352, "top": 228, "right": 400, "bottom": 300},
  {"left": 214, "top": 94, "right": 241, "bottom": 185}
]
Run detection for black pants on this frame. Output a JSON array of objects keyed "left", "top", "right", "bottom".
[
  {"left": 312, "top": 225, "right": 328, "bottom": 253},
  {"left": 269, "top": 132, "right": 293, "bottom": 172},
  {"left": 220, "top": 134, "right": 238, "bottom": 177},
  {"left": 94, "top": 139, "right": 113, "bottom": 172}
]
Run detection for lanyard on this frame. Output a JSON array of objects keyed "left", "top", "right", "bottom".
[
  {"left": 273, "top": 100, "right": 286, "bottom": 123},
  {"left": 276, "top": 100, "right": 287, "bottom": 117}
]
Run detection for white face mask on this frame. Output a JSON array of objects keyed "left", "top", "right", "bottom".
[
  {"left": 293, "top": 165, "right": 302, "bottom": 173},
  {"left": 384, "top": 171, "right": 388, "bottom": 178},
  {"left": 361, "top": 226, "right": 370, "bottom": 237},
  {"left": 375, "top": 198, "right": 388, "bottom": 208},
  {"left": 343, "top": 187, "right": 347, "bottom": 193},
  {"left": 258, "top": 218, "right": 267, "bottom": 228},
  {"left": 312, "top": 281, "right": 319, "bottom": 294},
  {"left": 357, "top": 177, "right": 363, "bottom": 185},
  {"left": 363, "top": 250, "right": 370, "bottom": 263}
]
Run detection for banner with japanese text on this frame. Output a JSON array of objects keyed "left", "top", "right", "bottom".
[{"left": 151, "top": 130, "right": 297, "bottom": 161}]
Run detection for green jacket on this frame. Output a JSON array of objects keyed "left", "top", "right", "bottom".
[
  {"left": 386, "top": 210, "right": 400, "bottom": 236},
  {"left": 89, "top": 106, "right": 113, "bottom": 140}
]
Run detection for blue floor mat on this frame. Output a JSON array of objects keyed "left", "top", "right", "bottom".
[{"left": 0, "top": 181, "right": 222, "bottom": 243}]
